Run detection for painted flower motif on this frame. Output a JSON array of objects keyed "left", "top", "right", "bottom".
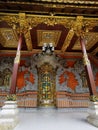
[
  {"left": 6, "top": 94, "right": 17, "bottom": 101},
  {"left": 89, "top": 95, "right": 98, "bottom": 102}
]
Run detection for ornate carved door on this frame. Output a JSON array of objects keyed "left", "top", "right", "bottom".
[{"left": 37, "top": 63, "right": 56, "bottom": 107}]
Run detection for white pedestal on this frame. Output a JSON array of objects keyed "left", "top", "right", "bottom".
[
  {"left": 87, "top": 101, "right": 98, "bottom": 127},
  {"left": 0, "top": 101, "right": 19, "bottom": 130}
]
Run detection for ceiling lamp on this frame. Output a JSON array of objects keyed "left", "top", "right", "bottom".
[{"left": 42, "top": 43, "right": 54, "bottom": 54}]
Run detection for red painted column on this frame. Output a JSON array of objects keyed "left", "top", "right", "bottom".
[
  {"left": 80, "top": 36, "right": 96, "bottom": 95},
  {"left": 9, "top": 34, "right": 22, "bottom": 94}
]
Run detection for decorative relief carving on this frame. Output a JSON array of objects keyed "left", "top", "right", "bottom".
[
  {"left": 18, "top": 13, "right": 33, "bottom": 50},
  {"left": 72, "top": 33, "right": 98, "bottom": 50},
  {"left": 24, "top": 30, "right": 33, "bottom": 51},
  {"left": 0, "top": 13, "right": 98, "bottom": 34},
  {"left": 61, "top": 29, "right": 74, "bottom": 52},
  {"left": 0, "top": 15, "right": 19, "bottom": 29},
  {"left": 80, "top": 70, "right": 88, "bottom": 88},
  {"left": 0, "top": 13, "right": 98, "bottom": 53},
  {"left": 83, "top": 54, "right": 90, "bottom": 66},
  {"left": 89, "top": 95, "right": 98, "bottom": 102},
  {"left": 0, "top": 28, "right": 18, "bottom": 48},
  {"left": 43, "top": 3, "right": 98, "bottom": 9},
  {"left": 37, "top": 30, "right": 61, "bottom": 47},
  {"left": 15, "top": 0, "right": 98, "bottom": 4}
]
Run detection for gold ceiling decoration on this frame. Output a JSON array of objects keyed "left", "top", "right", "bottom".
[
  {"left": 24, "top": 31, "right": 33, "bottom": 51},
  {"left": 43, "top": 4, "right": 98, "bottom": 9},
  {"left": 30, "top": 0, "right": 98, "bottom": 4},
  {"left": 0, "top": 13, "right": 98, "bottom": 54},
  {"left": 37, "top": 30, "right": 61, "bottom": 47},
  {"left": 0, "top": 28, "right": 18, "bottom": 48},
  {"left": 19, "top": 13, "right": 33, "bottom": 51},
  {"left": 61, "top": 16, "right": 88, "bottom": 52},
  {"left": 72, "top": 32, "right": 98, "bottom": 50},
  {"left": 0, "top": 13, "right": 98, "bottom": 34},
  {"left": 61, "top": 29, "right": 74, "bottom": 52}
]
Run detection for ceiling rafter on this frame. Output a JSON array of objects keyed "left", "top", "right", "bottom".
[
  {"left": 61, "top": 16, "right": 83, "bottom": 52},
  {"left": 0, "top": 12, "right": 98, "bottom": 58},
  {"left": 91, "top": 46, "right": 98, "bottom": 55},
  {"left": 19, "top": 13, "right": 33, "bottom": 51},
  {"left": 61, "top": 29, "right": 74, "bottom": 52}
]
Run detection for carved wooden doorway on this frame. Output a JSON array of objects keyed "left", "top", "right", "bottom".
[{"left": 37, "top": 63, "right": 56, "bottom": 107}]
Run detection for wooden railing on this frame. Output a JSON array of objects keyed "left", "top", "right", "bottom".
[
  {"left": 0, "top": 91, "right": 37, "bottom": 108},
  {"left": 0, "top": 91, "right": 90, "bottom": 108},
  {"left": 56, "top": 91, "right": 89, "bottom": 108}
]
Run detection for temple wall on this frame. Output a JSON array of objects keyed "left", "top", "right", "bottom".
[{"left": 0, "top": 54, "right": 98, "bottom": 108}]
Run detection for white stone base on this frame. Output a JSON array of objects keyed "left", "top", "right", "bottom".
[
  {"left": 87, "top": 101, "right": 98, "bottom": 127},
  {"left": 0, "top": 101, "right": 19, "bottom": 130}
]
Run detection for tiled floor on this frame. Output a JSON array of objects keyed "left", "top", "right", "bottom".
[{"left": 14, "top": 108, "right": 98, "bottom": 130}]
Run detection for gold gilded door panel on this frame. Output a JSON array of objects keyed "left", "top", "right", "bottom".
[{"left": 37, "top": 63, "right": 56, "bottom": 107}]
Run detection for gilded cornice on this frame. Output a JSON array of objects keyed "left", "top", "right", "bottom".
[
  {"left": 0, "top": 13, "right": 98, "bottom": 31},
  {"left": 43, "top": 3, "right": 98, "bottom": 9},
  {"left": 0, "top": 13, "right": 98, "bottom": 53},
  {"left": 0, "top": 1, "right": 98, "bottom": 5},
  {"left": 0, "top": 1, "right": 98, "bottom": 17}
]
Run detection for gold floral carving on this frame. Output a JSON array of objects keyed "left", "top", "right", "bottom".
[
  {"left": 3, "top": 0, "right": 98, "bottom": 5},
  {"left": 16, "top": 0, "right": 98, "bottom": 4},
  {"left": 37, "top": 30, "right": 61, "bottom": 47},
  {"left": 72, "top": 33, "right": 98, "bottom": 50},
  {"left": 6, "top": 94, "right": 17, "bottom": 101},
  {"left": 0, "top": 12, "right": 98, "bottom": 51},
  {"left": 26, "top": 16, "right": 71, "bottom": 27},
  {"left": 89, "top": 95, "right": 98, "bottom": 102},
  {"left": 61, "top": 29, "right": 74, "bottom": 52},
  {"left": 0, "top": 13, "right": 98, "bottom": 54},
  {"left": 0, "top": 28, "right": 18, "bottom": 48},
  {"left": 72, "top": 16, "right": 83, "bottom": 36},
  {"left": 0, "top": 13, "right": 98, "bottom": 32},
  {"left": 83, "top": 54, "right": 90, "bottom": 66},
  {"left": 24, "top": 31, "right": 33, "bottom": 51},
  {"left": 0, "top": 14, "right": 19, "bottom": 29}
]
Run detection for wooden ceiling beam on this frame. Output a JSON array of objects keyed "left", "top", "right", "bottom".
[
  {"left": 61, "top": 16, "right": 84, "bottom": 52},
  {"left": 24, "top": 31, "right": 33, "bottom": 51},
  {"left": 91, "top": 45, "right": 98, "bottom": 55},
  {"left": 19, "top": 13, "right": 33, "bottom": 51},
  {"left": 61, "top": 29, "right": 74, "bottom": 52}
]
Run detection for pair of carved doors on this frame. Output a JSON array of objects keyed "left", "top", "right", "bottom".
[{"left": 37, "top": 63, "right": 56, "bottom": 107}]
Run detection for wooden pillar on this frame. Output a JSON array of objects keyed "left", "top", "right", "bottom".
[
  {"left": 80, "top": 36, "right": 96, "bottom": 96},
  {"left": 9, "top": 34, "right": 22, "bottom": 94}
]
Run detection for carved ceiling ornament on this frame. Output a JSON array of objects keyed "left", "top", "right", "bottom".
[
  {"left": 61, "top": 29, "right": 74, "bottom": 52},
  {"left": 37, "top": 30, "right": 61, "bottom": 47},
  {"left": 72, "top": 32, "right": 98, "bottom": 50},
  {"left": 18, "top": 13, "right": 33, "bottom": 51},
  {"left": 0, "top": 13, "right": 98, "bottom": 34},
  {"left": 0, "top": 13, "right": 98, "bottom": 52},
  {"left": 12, "top": 0, "right": 98, "bottom": 4},
  {"left": 0, "top": 28, "right": 18, "bottom": 48}
]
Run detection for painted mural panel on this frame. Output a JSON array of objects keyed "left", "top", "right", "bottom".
[
  {"left": 0, "top": 56, "right": 37, "bottom": 92},
  {"left": 56, "top": 56, "right": 98, "bottom": 93},
  {"left": 16, "top": 57, "right": 38, "bottom": 92},
  {"left": 0, "top": 57, "right": 13, "bottom": 92},
  {"left": 0, "top": 54, "right": 98, "bottom": 93},
  {"left": 56, "top": 59, "right": 88, "bottom": 93}
]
